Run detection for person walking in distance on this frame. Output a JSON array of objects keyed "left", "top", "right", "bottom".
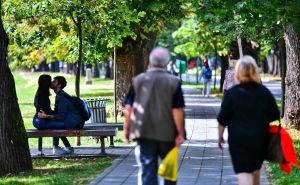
[
  {"left": 124, "top": 47, "right": 185, "bottom": 185},
  {"left": 223, "top": 59, "right": 237, "bottom": 94},
  {"left": 200, "top": 58, "right": 212, "bottom": 97}
]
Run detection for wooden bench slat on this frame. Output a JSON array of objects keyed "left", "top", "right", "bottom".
[
  {"left": 86, "top": 123, "right": 124, "bottom": 131},
  {"left": 27, "top": 128, "right": 117, "bottom": 138}
]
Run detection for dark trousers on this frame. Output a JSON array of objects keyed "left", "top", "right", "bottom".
[
  {"left": 135, "top": 138, "right": 176, "bottom": 185},
  {"left": 53, "top": 137, "right": 71, "bottom": 147}
]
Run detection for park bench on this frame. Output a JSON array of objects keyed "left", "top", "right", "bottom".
[
  {"left": 27, "top": 98, "right": 122, "bottom": 156},
  {"left": 27, "top": 126, "right": 118, "bottom": 156},
  {"left": 84, "top": 98, "right": 123, "bottom": 146}
]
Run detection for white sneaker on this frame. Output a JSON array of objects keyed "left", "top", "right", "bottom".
[
  {"left": 52, "top": 147, "right": 69, "bottom": 155},
  {"left": 63, "top": 147, "right": 74, "bottom": 154}
]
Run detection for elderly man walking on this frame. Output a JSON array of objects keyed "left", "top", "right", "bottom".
[{"left": 124, "top": 47, "right": 185, "bottom": 185}]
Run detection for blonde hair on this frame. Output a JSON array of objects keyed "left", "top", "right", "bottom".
[{"left": 235, "top": 55, "right": 261, "bottom": 84}]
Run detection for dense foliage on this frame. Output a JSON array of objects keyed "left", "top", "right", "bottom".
[{"left": 3, "top": 0, "right": 142, "bottom": 68}]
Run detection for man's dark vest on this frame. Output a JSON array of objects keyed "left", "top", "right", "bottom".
[{"left": 130, "top": 68, "right": 180, "bottom": 142}]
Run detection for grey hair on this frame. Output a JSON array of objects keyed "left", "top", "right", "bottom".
[{"left": 149, "top": 47, "right": 171, "bottom": 67}]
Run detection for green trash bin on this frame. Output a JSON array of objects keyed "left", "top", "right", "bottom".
[{"left": 175, "top": 59, "right": 186, "bottom": 74}]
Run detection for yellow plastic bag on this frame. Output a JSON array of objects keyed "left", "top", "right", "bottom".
[{"left": 158, "top": 147, "right": 178, "bottom": 181}]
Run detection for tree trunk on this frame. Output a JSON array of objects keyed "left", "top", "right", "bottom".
[
  {"left": 284, "top": 25, "right": 300, "bottom": 128},
  {"left": 115, "top": 33, "right": 156, "bottom": 112},
  {"left": 93, "top": 61, "right": 100, "bottom": 78},
  {"left": 80, "top": 62, "right": 85, "bottom": 76},
  {"left": 142, "top": 32, "right": 157, "bottom": 69},
  {"left": 273, "top": 55, "right": 279, "bottom": 76},
  {"left": 278, "top": 38, "right": 286, "bottom": 118},
  {"left": 66, "top": 63, "right": 75, "bottom": 74},
  {"left": 274, "top": 40, "right": 284, "bottom": 77},
  {"left": 116, "top": 37, "right": 144, "bottom": 111},
  {"left": 237, "top": 36, "right": 243, "bottom": 57},
  {"left": 75, "top": 7, "right": 83, "bottom": 98},
  {"left": 0, "top": 12, "right": 32, "bottom": 176},
  {"left": 267, "top": 55, "right": 273, "bottom": 74},
  {"left": 213, "top": 42, "right": 218, "bottom": 89},
  {"left": 220, "top": 55, "right": 229, "bottom": 92},
  {"left": 104, "top": 60, "right": 111, "bottom": 79},
  {"left": 261, "top": 57, "right": 269, "bottom": 73}
]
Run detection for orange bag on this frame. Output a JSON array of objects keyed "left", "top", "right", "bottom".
[{"left": 268, "top": 125, "right": 299, "bottom": 174}]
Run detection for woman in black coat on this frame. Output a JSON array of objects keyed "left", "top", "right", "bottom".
[{"left": 217, "top": 56, "right": 279, "bottom": 185}]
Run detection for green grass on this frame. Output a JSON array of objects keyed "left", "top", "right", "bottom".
[
  {"left": 276, "top": 100, "right": 282, "bottom": 109},
  {"left": 0, "top": 158, "right": 114, "bottom": 185},
  {"left": 213, "top": 93, "right": 223, "bottom": 99},
  {"left": 182, "top": 81, "right": 204, "bottom": 91}
]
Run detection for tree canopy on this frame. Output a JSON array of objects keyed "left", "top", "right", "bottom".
[{"left": 3, "top": 0, "right": 142, "bottom": 67}]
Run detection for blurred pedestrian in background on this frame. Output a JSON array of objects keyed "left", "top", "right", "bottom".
[
  {"left": 200, "top": 58, "right": 212, "bottom": 97},
  {"left": 223, "top": 59, "right": 237, "bottom": 94}
]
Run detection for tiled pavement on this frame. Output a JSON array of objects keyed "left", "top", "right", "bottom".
[{"left": 88, "top": 87, "right": 270, "bottom": 185}]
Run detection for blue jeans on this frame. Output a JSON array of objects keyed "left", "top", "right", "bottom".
[
  {"left": 33, "top": 118, "right": 71, "bottom": 147},
  {"left": 135, "top": 138, "right": 176, "bottom": 185},
  {"left": 33, "top": 118, "right": 65, "bottom": 129},
  {"left": 203, "top": 79, "right": 211, "bottom": 96}
]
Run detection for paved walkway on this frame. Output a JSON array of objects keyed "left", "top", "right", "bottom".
[
  {"left": 89, "top": 87, "right": 270, "bottom": 185},
  {"left": 181, "top": 73, "right": 281, "bottom": 100}
]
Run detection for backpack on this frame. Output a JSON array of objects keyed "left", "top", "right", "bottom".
[
  {"left": 61, "top": 93, "right": 91, "bottom": 121},
  {"left": 204, "top": 68, "right": 212, "bottom": 79}
]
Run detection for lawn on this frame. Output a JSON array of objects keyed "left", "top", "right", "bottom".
[
  {"left": 0, "top": 158, "right": 114, "bottom": 185},
  {"left": 182, "top": 81, "right": 204, "bottom": 91}
]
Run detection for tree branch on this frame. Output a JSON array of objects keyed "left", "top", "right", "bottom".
[{"left": 68, "top": 10, "right": 79, "bottom": 28}]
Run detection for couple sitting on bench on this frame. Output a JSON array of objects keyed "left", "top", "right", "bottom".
[{"left": 32, "top": 75, "right": 84, "bottom": 155}]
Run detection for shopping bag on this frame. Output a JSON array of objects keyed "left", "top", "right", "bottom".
[
  {"left": 266, "top": 123, "right": 299, "bottom": 174},
  {"left": 158, "top": 147, "right": 178, "bottom": 181},
  {"left": 266, "top": 125, "right": 286, "bottom": 163}
]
